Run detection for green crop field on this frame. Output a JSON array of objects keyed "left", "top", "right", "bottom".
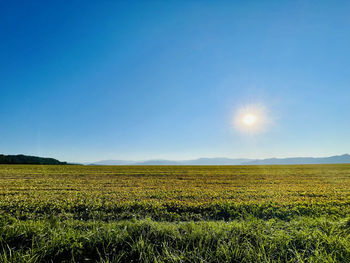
[{"left": 0, "top": 164, "right": 349, "bottom": 262}]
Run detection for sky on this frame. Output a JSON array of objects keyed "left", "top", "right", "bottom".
[{"left": 1, "top": 0, "right": 350, "bottom": 163}]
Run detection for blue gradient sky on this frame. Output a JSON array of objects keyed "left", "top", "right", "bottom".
[{"left": 1, "top": 1, "right": 349, "bottom": 162}]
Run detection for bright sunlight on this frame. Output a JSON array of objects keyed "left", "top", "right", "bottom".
[
  {"left": 234, "top": 104, "right": 270, "bottom": 134},
  {"left": 242, "top": 114, "right": 257, "bottom": 126}
]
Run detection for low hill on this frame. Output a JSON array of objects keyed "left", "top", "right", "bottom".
[{"left": 0, "top": 154, "right": 67, "bottom": 165}]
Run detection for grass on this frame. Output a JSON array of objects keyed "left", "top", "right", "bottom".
[
  {"left": 0, "top": 164, "right": 349, "bottom": 262},
  {"left": 0, "top": 217, "right": 349, "bottom": 262}
]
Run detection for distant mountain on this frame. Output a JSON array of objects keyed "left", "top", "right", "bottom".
[
  {"left": 134, "top": 160, "right": 180, "bottom": 165},
  {"left": 243, "top": 154, "right": 350, "bottom": 165},
  {"left": 180, "top": 158, "right": 251, "bottom": 165},
  {"left": 90, "top": 154, "right": 350, "bottom": 166},
  {"left": 90, "top": 158, "right": 254, "bottom": 165},
  {"left": 90, "top": 158, "right": 251, "bottom": 166},
  {"left": 90, "top": 160, "right": 135, "bottom": 165},
  {"left": 0, "top": 154, "right": 67, "bottom": 165}
]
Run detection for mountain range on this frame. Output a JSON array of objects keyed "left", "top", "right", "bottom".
[{"left": 90, "top": 154, "right": 350, "bottom": 166}]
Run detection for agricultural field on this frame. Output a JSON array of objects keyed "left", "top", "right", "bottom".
[{"left": 0, "top": 164, "right": 349, "bottom": 262}]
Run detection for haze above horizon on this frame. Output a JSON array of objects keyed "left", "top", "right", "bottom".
[{"left": 1, "top": 1, "right": 349, "bottom": 163}]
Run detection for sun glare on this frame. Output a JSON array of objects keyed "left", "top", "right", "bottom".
[
  {"left": 243, "top": 114, "right": 257, "bottom": 126},
  {"left": 233, "top": 104, "right": 269, "bottom": 134}
]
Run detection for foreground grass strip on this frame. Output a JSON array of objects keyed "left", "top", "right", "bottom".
[{"left": 0, "top": 217, "right": 349, "bottom": 263}]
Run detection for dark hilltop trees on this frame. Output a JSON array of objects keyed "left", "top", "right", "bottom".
[{"left": 0, "top": 154, "right": 67, "bottom": 165}]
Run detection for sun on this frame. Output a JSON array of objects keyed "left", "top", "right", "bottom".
[
  {"left": 233, "top": 104, "right": 270, "bottom": 134},
  {"left": 242, "top": 114, "right": 257, "bottom": 126}
]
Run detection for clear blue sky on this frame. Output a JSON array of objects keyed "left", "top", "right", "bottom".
[{"left": 1, "top": 1, "right": 349, "bottom": 162}]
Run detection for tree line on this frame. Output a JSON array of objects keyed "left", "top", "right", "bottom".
[{"left": 0, "top": 154, "right": 67, "bottom": 165}]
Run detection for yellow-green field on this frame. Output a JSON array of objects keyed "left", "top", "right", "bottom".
[
  {"left": 1, "top": 164, "right": 349, "bottom": 220},
  {"left": 0, "top": 164, "right": 349, "bottom": 262}
]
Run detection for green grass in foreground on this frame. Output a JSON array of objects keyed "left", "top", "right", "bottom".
[
  {"left": 0, "top": 216, "right": 349, "bottom": 263},
  {"left": 0, "top": 164, "right": 348, "bottom": 262}
]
